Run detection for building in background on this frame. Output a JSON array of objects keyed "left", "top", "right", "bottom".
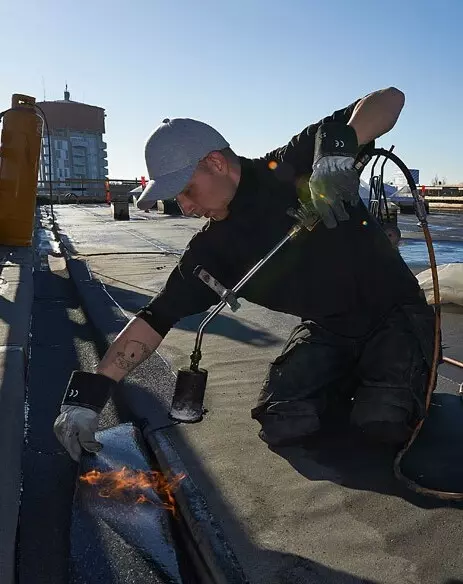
[{"left": 37, "top": 87, "right": 108, "bottom": 198}]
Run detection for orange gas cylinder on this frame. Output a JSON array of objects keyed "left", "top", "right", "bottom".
[{"left": 0, "top": 94, "right": 43, "bottom": 246}]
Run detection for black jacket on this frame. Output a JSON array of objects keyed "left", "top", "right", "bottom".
[{"left": 137, "top": 102, "right": 422, "bottom": 338}]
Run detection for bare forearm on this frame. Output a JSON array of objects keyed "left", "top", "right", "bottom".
[
  {"left": 96, "top": 317, "right": 163, "bottom": 382},
  {"left": 348, "top": 87, "right": 405, "bottom": 145}
]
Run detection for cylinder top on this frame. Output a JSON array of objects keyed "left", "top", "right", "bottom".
[{"left": 11, "top": 94, "right": 36, "bottom": 109}]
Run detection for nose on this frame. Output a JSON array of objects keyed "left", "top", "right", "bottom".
[{"left": 176, "top": 194, "right": 197, "bottom": 217}]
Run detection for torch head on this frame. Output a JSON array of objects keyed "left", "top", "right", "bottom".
[{"left": 169, "top": 367, "right": 208, "bottom": 423}]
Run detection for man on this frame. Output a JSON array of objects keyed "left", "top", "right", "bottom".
[{"left": 54, "top": 88, "right": 436, "bottom": 461}]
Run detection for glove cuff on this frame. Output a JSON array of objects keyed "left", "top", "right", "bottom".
[
  {"left": 314, "top": 122, "right": 358, "bottom": 165},
  {"left": 62, "top": 371, "right": 117, "bottom": 413}
]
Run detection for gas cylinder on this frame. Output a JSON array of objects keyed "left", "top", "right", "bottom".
[{"left": 0, "top": 94, "right": 43, "bottom": 246}]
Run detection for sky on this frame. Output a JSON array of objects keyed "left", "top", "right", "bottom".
[{"left": 1, "top": 0, "right": 462, "bottom": 185}]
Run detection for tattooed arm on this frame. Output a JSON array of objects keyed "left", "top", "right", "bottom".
[{"left": 96, "top": 317, "right": 163, "bottom": 382}]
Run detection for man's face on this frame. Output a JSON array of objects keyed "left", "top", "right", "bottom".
[{"left": 176, "top": 152, "right": 236, "bottom": 221}]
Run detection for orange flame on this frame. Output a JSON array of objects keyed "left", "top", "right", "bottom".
[{"left": 80, "top": 467, "right": 186, "bottom": 514}]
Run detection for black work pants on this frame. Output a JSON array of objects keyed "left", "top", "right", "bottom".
[{"left": 251, "top": 302, "right": 437, "bottom": 446}]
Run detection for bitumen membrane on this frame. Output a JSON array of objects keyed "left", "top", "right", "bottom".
[
  {"left": 71, "top": 424, "right": 192, "bottom": 584},
  {"left": 43, "top": 203, "right": 463, "bottom": 584}
]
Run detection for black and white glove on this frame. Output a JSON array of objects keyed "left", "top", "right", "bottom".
[
  {"left": 309, "top": 122, "right": 360, "bottom": 228},
  {"left": 53, "top": 371, "right": 116, "bottom": 462}
]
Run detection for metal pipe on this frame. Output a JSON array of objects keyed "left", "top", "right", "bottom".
[{"left": 189, "top": 224, "right": 302, "bottom": 369}]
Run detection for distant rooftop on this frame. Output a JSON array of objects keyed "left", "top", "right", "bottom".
[
  {"left": 41, "top": 85, "right": 99, "bottom": 108},
  {"left": 36, "top": 86, "right": 105, "bottom": 133}
]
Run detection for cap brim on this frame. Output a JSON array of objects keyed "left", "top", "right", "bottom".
[{"left": 136, "top": 163, "right": 197, "bottom": 210}]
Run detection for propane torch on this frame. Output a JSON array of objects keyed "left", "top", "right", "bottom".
[{"left": 169, "top": 193, "right": 321, "bottom": 423}]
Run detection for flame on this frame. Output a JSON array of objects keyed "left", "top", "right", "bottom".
[{"left": 80, "top": 467, "right": 186, "bottom": 514}]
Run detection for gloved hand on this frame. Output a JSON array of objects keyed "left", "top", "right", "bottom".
[
  {"left": 309, "top": 122, "right": 360, "bottom": 229},
  {"left": 54, "top": 405, "right": 101, "bottom": 462},
  {"left": 53, "top": 370, "right": 117, "bottom": 462}
]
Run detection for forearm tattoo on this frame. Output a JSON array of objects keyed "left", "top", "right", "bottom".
[{"left": 114, "top": 340, "right": 151, "bottom": 372}]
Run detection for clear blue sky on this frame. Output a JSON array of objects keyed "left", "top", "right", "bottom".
[{"left": 1, "top": 0, "right": 462, "bottom": 184}]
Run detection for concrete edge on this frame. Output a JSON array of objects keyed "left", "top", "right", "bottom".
[
  {"left": 0, "top": 263, "right": 34, "bottom": 350},
  {"left": 144, "top": 428, "right": 248, "bottom": 584},
  {"left": 65, "top": 254, "right": 247, "bottom": 583},
  {"left": 0, "top": 245, "right": 33, "bottom": 584}
]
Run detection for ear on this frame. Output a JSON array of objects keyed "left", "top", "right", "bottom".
[{"left": 205, "top": 151, "right": 227, "bottom": 175}]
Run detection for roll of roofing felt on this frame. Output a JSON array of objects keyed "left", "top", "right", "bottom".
[{"left": 417, "top": 263, "right": 463, "bottom": 306}]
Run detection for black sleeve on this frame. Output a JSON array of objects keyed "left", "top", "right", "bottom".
[
  {"left": 264, "top": 100, "right": 363, "bottom": 179},
  {"left": 135, "top": 227, "right": 227, "bottom": 337}
]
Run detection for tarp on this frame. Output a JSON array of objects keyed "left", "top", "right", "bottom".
[{"left": 417, "top": 263, "right": 463, "bottom": 306}]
